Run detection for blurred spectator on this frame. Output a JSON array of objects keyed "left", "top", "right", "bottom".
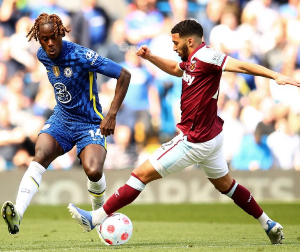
[
  {"left": 9, "top": 16, "right": 36, "bottom": 72},
  {"left": 11, "top": 115, "right": 45, "bottom": 169},
  {"left": 221, "top": 100, "right": 245, "bottom": 164},
  {"left": 231, "top": 127, "right": 273, "bottom": 171},
  {"left": 104, "top": 125, "right": 138, "bottom": 169},
  {"left": 239, "top": 90, "right": 263, "bottom": 133},
  {"left": 198, "top": 0, "right": 224, "bottom": 45},
  {"left": 261, "top": 19, "right": 287, "bottom": 72},
  {"left": 285, "top": 2, "right": 300, "bottom": 44},
  {"left": 254, "top": 97, "right": 276, "bottom": 138},
  {"left": 279, "top": 0, "right": 299, "bottom": 20},
  {"left": 125, "top": 0, "right": 164, "bottom": 46},
  {"left": 104, "top": 19, "right": 128, "bottom": 64},
  {"left": 267, "top": 117, "right": 300, "bottom": 170},
  {"left": 0, "top": 101, "right": 24, "bottom": 170},
  {"left": 233, "top": 40, "right": 260, "bottom": 90},
  {"left": 147, "top": 16, "right": 181, "bottom": 142},
  {"left": 220, "top": 72, "right": 249, "bottom": 101},
  {"left": 209, "top": 2, "right": 241, "bottom": 54},
  {"left": 120, "top": 49, "right": 160, "bottom": 145},
  {"left": 29, "top": 0, "right": 67, "bottom": 20},
  {"left": 242, "top": 0, "right": 279, "bottom": 35},
  {"left": 0, "top": 0, "right": 29, "bottom": 36},
  {"left": 168, "top": 0, "right": 188, "bottom": 23},
  {"left": 31, "top": 66, "right": 56, "bottom": 119},
  {"left": 71, "top": 0, "right": 110, "bottom": 51}
]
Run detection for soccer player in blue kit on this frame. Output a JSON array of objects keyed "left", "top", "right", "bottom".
[{"left": 1, "top": 13, "right": 131, "bottom": 235}]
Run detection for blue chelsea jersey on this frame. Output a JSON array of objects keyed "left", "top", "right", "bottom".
[{"left": 37, "top": 40, "right": 122, "bottom": 123}]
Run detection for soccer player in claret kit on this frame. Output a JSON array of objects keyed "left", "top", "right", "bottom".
[
  {"left": 69, "top": 19, "right": 300, "bottom": 244},
  {"left": 1, "top": 13, "right": 131, "bottom": 235}
]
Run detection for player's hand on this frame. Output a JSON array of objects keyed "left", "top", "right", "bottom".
[
  {"left": 135, "top": 45, "right": 151, "bottom": 60},
  {"left": 100, "top": 113, "right": 116, "bottom": 137},
  {"left": 275, "top": 74, "right": 300, "bottom": 88}
]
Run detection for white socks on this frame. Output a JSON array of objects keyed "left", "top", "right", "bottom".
[
  {"left": 92, "top": 207, "right": 108, "bottom": 226},
  {"left": 15, "top": 161, "right": 46, "bottom": 219},
  {"left": 258, "top": 212, "right": 272, "bottom": 230},
  {"left": 87, "top": 173, "right": 106, "bottom": 210}
]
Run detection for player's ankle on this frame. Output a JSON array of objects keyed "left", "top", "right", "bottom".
[{"left": 92, "top": 207, "right": 108, "bottom": 226}]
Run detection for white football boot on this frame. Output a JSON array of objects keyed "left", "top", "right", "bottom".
[
  {"left": 68, "top": 203, "right": 96, "bottom": 232},
  {"left": 266, "top": 220, "right": 284, "bottom": 244},
  {"left": 2, "top": 201, "right": 21, "bottom": 235}
]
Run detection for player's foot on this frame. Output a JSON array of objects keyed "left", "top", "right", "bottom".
[
  {"left": 2, "top": 201, "right": 21, "bottom": 235},
  {"left": 266, "top": 220, "right": 284, "bottom": 244},
  {"left": 96, "top": 224, "right": 110, "bottom": 246},
  {"left": 68, "top": 203, "right": 95, "bottom": 232}
]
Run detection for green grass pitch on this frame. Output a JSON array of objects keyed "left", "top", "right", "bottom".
[{"left": 0, "top": 203, "right": 299, "bottom": 251}]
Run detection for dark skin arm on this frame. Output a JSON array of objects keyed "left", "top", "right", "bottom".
[{"left": 100, "top": 68, "right": 131, "bottom": 137}]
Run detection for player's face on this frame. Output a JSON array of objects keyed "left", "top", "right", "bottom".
[
  {"left": 172, "top": 33, "right": 189, "bottom": 62},
  {"left": 38, "top": 23, "right": 63, "bottom": 59}
]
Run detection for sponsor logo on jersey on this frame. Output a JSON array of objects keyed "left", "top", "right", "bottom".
[
  {"left": 91, "top": 53, "right": 99, "bottom": 66},
  {"left": 86, "top": 50, "right": 95, "bottom": 60},
  {"left": 53, "top": 66, "right": 60, "bottom": 77},
  {"left": 182, "top": 72, "right": 195, "bottom": 86},
  {"left": 190, "top": 60, "right": 197, "bottom": 72},
  {"left": 64, "top": 67, "right": 73, "bottom": 77},
  {"left": 42, "top": 124, "right": 51, "bottom": 130},
  {"left": 54, "top": 82, "right": 72, "bottom": 103}
]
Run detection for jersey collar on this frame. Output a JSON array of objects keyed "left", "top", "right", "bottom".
[{"left": 188, "top": 42, "right": 206, "bottom": 61}]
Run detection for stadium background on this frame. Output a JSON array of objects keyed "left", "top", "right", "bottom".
[{"left": 0, "top": 0, "right": 300, "bottom": 203}]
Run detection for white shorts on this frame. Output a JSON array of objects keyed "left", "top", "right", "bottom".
[{"left": 149, "top": 131, "right": 228, "bottom": 179}]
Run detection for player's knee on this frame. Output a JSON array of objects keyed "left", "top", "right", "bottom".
[
  {"left": 83, "top": 161, "right": 104, "bottom": 182},
  {"left": 34, "top": 149, "right": 53, "bottom": 168}
]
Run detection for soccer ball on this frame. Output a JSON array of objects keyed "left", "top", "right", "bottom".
[{"left": 97, "top": 213, "right": 133, "bottom": 246}]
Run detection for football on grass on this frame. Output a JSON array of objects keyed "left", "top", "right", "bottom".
[{"left": 97, "top": 213, "right": 133, "bottom": 246}]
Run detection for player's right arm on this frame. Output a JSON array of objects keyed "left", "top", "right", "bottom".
[{"left": 136, "top": 45, "right": 183, "bottom": 77}]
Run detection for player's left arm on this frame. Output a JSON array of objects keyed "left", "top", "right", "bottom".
[
  {"left": 100, "top": 67, "right": 131, "bottom": 137},
  {"left": 224, "top": 56, "right": 300, "bottom": 87}
]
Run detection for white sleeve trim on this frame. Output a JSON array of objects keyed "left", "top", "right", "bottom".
[
  {"left": 222, "top": 56, "right": 230, "bottom": 71},
  {"left": 178, "top": 63, "right": 184, "bottom": 71}
]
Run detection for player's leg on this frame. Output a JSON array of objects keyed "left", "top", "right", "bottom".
[
  {"left": 68, "top": 132, "right": 195, "bottom": 231},
  {"left": 201, "top": 132, "right": 284, "bottom": 244},
  {"left": 2, "top": 133, "right": 64, "bottom": 234},
  {"left": 209, "top": 173, "right": 284, "bottom": 244},
  {"left": 68, "top": 159, "right": 161, "bottom": 232},
  {"left": 80, "top": 144, "right": 107, "bottom": 211}
]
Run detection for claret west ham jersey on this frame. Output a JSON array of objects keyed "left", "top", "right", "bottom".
[
  {"left": 37, "top": 40, "right": 122, "bottom": 123},
  {"left": 177, "top": 42, "right": 229, "bottom": 143}
]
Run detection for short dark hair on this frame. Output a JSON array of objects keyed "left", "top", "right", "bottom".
[{"left": 171, "top": 19, "right": 203, "bottom": 39}]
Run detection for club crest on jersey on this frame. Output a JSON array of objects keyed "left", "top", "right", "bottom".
[
  {"left": 64, "top": 67, "right": 73, "bottom": 77},
  {"left": 53, "top": 66, "right": 60, "bottom": 77},
  {"left": 86, "top": 50, "right": 95, "bottom": 60},
  {"left": 190, "top": 60, "right": 197, "bottom": 72}
]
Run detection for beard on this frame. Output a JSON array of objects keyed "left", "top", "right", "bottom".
[{"left": 180, "top": 44, "right": 189, "bottom": 62}]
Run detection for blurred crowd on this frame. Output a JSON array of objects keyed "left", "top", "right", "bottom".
[{"left": 0, "top": 0, "right": 300, "bottom": 171}]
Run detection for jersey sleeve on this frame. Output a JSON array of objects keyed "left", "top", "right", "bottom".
[
  {"left": 76, "top": 47, "right": 122, "bottom": 79},
  {"left": 195, "top": 48, "right": 227, "bottom": 74},
  {"left": 179, "top": 62, "right": 185, "bottom": 71}
]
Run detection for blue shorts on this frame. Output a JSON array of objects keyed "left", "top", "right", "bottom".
[{"left": 39, "top": 114, "right": 107, "bottom": 157}]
